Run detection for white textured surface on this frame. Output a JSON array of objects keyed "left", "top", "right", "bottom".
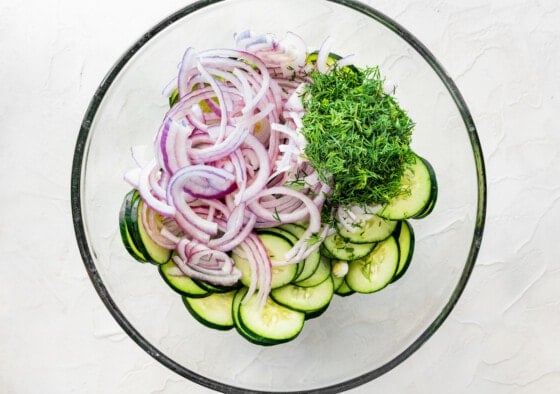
[{"left": 0, "top": 0, "right": 558, "bottom": 393}]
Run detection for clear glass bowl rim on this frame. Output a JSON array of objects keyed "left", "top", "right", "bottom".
[{"left": 70, "top": 0, "right": 487, "bottom": 392}]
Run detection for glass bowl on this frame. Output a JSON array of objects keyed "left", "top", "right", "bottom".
[{"left": 71, "top": 0, "right": 486, "bottom": 392}]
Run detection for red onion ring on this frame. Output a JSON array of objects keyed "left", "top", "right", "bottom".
[{"left": 125, "top": 31, "right": 344, "bottom": 293}]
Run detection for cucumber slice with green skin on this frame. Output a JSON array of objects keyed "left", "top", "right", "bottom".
[
  {"left": 336, "top": 215, "right": 397, "bottom": 244},
  {"left": 319, "top": 243, "right": 335, "bottom": 259},
  {"left": 331, "top": 274, "right": 344, "bottom": 291},
  {"left": 277, "top": 224, "right": 321, "bottom": 282},
  {"left": 130, "top": 198, "right": 173, "bottom": 265},
  {"left": 124, "top": 191, "right": 149, "bottom": 258},
  {"left": 412, "top": 157, "right": 437, "bottom": 219},
  {"left": 256, "top": 228, "right": 304, "bottom": 278},
  {"left": 305, "top": 302, "right": 330, "bottom": 320},
  {"left": 232, "top": 288, "right": 273, "bottom": 345},
  {"left": 413, "top": 196, "right": 436, "bottom": 219},
  {"left": 377, "top": 153, "right": 436, "bottom": 220},
  {"left": 231, "top": 287, "right": 246, "bottom": 328},
  {"left": 391, "top": 220, "right": 415, "bottom": 282},
  {"left": 233, "top": 287, "right": 302, "bottom": 345},
  {"left": 192, "top": 279, "right": 241, "bottom": 294},
  {"left": 238, "top": 293, "right": 305, "bottom": 345},
  {"left": 278, "top": 223, "right": 306, "bottom": 237},
  {"left": 119, "top": 190, "right": 148, "bottom": 263},
  {"left": 232, "top": 233, "right": 298, "bottom": 289},
  {"left": 159, "top": 261, "right": 208, "bottom": 297},
  {"left": 123, "top": 191, "right": 171, "bottom": 265},
  {"left": 334, "top": 280, "right": 355, "bottom": 297},
  {"left": 305, "top": 51, "right": 359, "bottom": 73},
  {"left": 330, "top": 260, "right": 353, "bottom": 296},
  {"left": 183, "top": 290, "right": 236, "bottom": 330},
  {"left": 346, "top": 236, "right": 400, "bottom": 294},
  {"left": 295, "top": 256, "right": 331, "bottom": 287},
  {"left": 322, "top": 233, "right": 376, "bottom": 261},
  {"left": 270, "top": 276, "right": 334, "bottom": 314}
]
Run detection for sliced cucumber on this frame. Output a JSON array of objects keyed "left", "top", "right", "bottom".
[
  {"left": 279, "top": 223, "right": 321, "bottom": 282},
  {"left": 193, "top": 279, "right": 241, "bottom": 294},
  {"left": 119, "top": 190, "right": 148, "bottom": 263},
  {"left": 257, "top": 227, "right": 298, "bottom": 246},
  {"left": 124, "top": 191, "right": 150, "bottom": 257},
  {"left": 232, "top": 233, "right": 298, "bottom": 289},
  {"left": 330, "top": 260, "right": 352, "bottom": 296},
  {"left": 346, "top": 236, "right": 399, "bottom": 294},
  {"left": 322, "top": 233, "right": 376, "bottom": 261},
  {"left": 332, "top": 274, "right": 344, "bottom": 291},
  {"left": 123, "top": 190, "right": 172, "bottom": 265},
  {"left": 130, "top": 198, "right": 173, "bottom": 264},
  {"left": 306, "top": 51, "right": 340, "bottom": 68},
  {"left": 319, "top": 243, "right": 335, "bottom": 259},
  {"left": 278, "top": 223, "right": 306, "bottom": 238},
  {"left": 336, "top": 215, "right": 397, "bottom": 244},
  {"left": 412, "top": 159, "right": 437, "bottom": 218},
  {"left": 305, "top": 51, "right": 359, "bottom": 73},
  {"left": 294, "top": 248, "right": 321, "bottom": 282},
  {"left": 159, "top": 261, "right": 208, "bottom": 297},
  {"left": 232, "top": 287, "right": 271, "bottom": 345},
  {"left": 295, "top": 256, "right": 331, "bottom": 287},
  {"left": 377, "top": 153, "right": 436, "bottom": 220},
  {"left": 413, "top": 196, "right": 436, "bottom": 219},
  {"left": 305, "top": 302, "right": 330, "bottom": 320},
  {"left": 334, "top": 280, "right": 355, "bottom": 297},
  {"left": 238, "top": 293, "right": 305, "bottom": 345},
  {"left": 270, "top": 276, "right": 334, "bottom": 315},
  {"left": 256, "top": 227, "right": 304, "bottom": 278},
  {"left": 392, "top": 220, "right": 415, "bottom": 282},
  {"left": 183, "top": 290, "right": 236, "bottom": 330}
]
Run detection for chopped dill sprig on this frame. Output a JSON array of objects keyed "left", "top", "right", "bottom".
[
  {"left": 272, "top": 207, "right": 282, "bottom": 222},
  {"left": 301, "top": 65, "right": 415, "bottom": 221}
]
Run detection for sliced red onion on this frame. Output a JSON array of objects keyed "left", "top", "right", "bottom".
[
  {"left": 177, "top": 47, "right": 198, "bottom": 98},
  {"left": 138, "top": 160, "right": 176, "bottom": 217},
  {"left": 196, "top": 61, "right": 229, "bottom": 142},
  {"left": 240, "top": 233, "right": 272, "bottom": 306},
  {"left": 212, "top": 213, "right": 257, "bottom": 252},
  {"left": 123, "top": 167, "right": 141, "bottom": 189},
  {"left": 148, "top": 166, "right": 168, "bottom": 201},
  {"left": 169, "top": 164, "right": 235, "bottom": 200},
  {"left": 173, "top": 255, "right": 240, "bottom": 286},
  {"left": 126, "top": 32, "right": 344, "bottom": 300},
  {"left": 167, "top": 181, "right": 219, "bottom": 236},
  {"left": 316, "top": 36, "right": 333, "bottom": 74},
  {"left": 278, "top": 31, "right": 308, "bottom": 68},
  {"left": 140, "top": 201, "right": 179, "bottom": 249},
  {"left": 162, "top": 76, "right": 179, "bottom": 99},
  {"left": 188, "top": 124, "right": 250, "bottom": 164},
  {"left": 235, "top": 134, "right": 270, "bottom": 204},
  {"left": 335, "top": 54, "right": 356, "bottom": 68},
  {"left": 250, "top": 186, "right": 322, "bottom": 265},
  {"left": 174, "top": 238, "right": 241, "bottom": 286},
  {"left": 336, "top": 204, "right": 382, "bottom": 232}
]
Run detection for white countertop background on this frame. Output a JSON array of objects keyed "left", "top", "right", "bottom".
[{"left": 1, "top": 0, "right": 559, "bottom": 392}]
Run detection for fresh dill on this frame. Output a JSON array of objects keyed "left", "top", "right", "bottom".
[
  {"left": 301, "top": 65, "right": 415, "bottom": 221},
  {"left": 272, "top": 207, "right": 282, "bottom": 222},
  {"left": 306, "top": 233, "right": 322, "bottom": 246}
]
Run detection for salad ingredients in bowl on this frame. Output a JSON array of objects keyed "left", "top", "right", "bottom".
[
  {"left": 118, "top": 30, "right": 437, "bottom": 344},
  {"left": 72, "top": 1, "right": 485, "bottom": 391}
]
